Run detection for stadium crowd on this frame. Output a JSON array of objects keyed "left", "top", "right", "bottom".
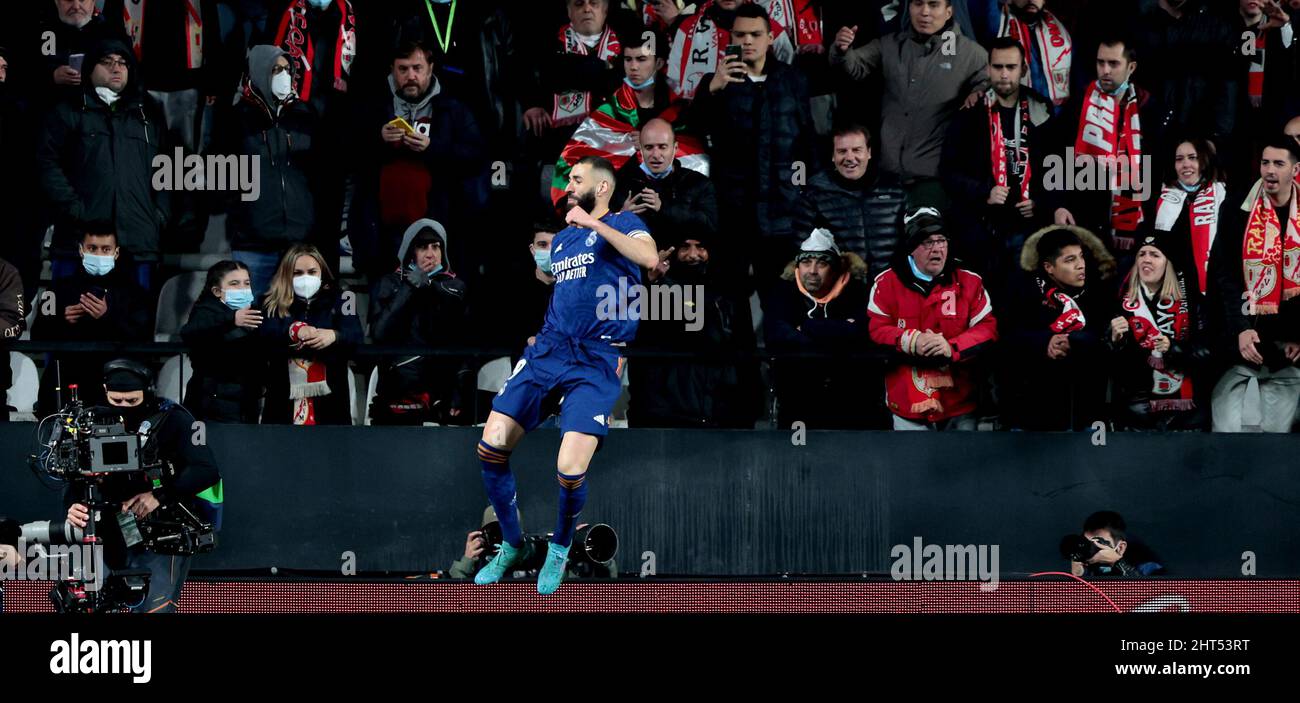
[{"left": 0, "top": 0, "right": 1298, "bottom": 433}]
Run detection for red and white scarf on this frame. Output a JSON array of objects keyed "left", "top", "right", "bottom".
[
  {"left": 1121, "top": 279, "right": 1194, "bottom": 412},
  {"left": 791, "top": 0, "right": 822, "bottom": 48},
  {"left": 666, "top": 0, "right": 794, "bottom": 100},
  {"left": 288, "top": 321, "right": 330, "bottom": 425},
  {"left": 123, "top": 0, "right": 204, "bottom": 69},
  {"left": 1075, "top": 80, "right": 1144, "bottom": 250},
  {"left": 1241, "top": 180, "right": 1300, "bottom": 315},
  {"left": 1246, "top": 24, "right": 1266, "bottom": 102},
  {"left": 274, "top": 0, "right": 356, "bottom": 102},
  {"left": 987, "top": 91, "right": 1033, "bottom": 203},
  {"left": 997, "top": 6, "right": 1071, "bottom": 105},
  {"left": 1040, "top": 279, "right": 1086, "bottom": 334},
  {"left": 897, "top": 329, "right": 954, "bottom": 417},
  {"left": 552, "top": 24, "right": 622, "bottom": 127},
  {"left": 1154, "top": 182, "right": 1224, "bottom": 295}
]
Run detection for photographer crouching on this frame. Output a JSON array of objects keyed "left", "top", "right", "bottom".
[
  {"left": 1063, "top": 511, "right": 1165, "bottom": 578},
  {"left": 62, "top": 359, "right": 223, "bottom": 613}
]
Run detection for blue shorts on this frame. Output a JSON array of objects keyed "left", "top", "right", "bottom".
[{"left": 492, "top": 333, "right": 625, "bottom": 437}]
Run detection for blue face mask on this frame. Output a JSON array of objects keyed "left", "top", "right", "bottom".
[
  {"left": 624, "top": 75, "right": 655, "bottom": 91},
  {"left": 82, "top": 253, "right": 115, "bottom": 277},
  {"left": 223, "top": 288, "right": 255, "bottom": 310},
  {"left": 533, "top": 249, "right": 552, "bottom": 273},
  {"left": 307, "top": 0, "right": 332, "bottom": 10},
  {"left": 640, "top": 161, "right": 672, "bottom": 180},
  {"left": 408, "top": 262, "right": 443, "bottom": 277},
  {"left": 1178, "top": 180, "right": 1201, "bottom": 193},
  {"left": 908, "top": 255, "right": 935, "bottom": 282},
  {"left": 1104, "top": 80, "right": 1130, "bottom": 96}
]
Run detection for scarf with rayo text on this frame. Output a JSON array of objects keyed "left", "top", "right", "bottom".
[
  {"left": 1241, "top": 180, "right": 1300, "bottom": 315},
  {"left": 896, "top": 328, "right": 955, "bottom": 417},
  {"left": 1120, "top": 274, "right": 1194, "bottom": 412},
  {"left": 666, "top": 0, "right": 794, "bottom": 100},
  {"left": 1154, "top": 182, "right": 1224, "bottom": 295},
  {"left": 1039, "top": 277, "right": 1086, "bottom": 334},
  {"left": 997, "top": 6, "right": 1070, "bottom": 105},
  {"left": 987, "top": 91, "right": 1033, "bottom": 203},
  {"left": 552, "top": 24, "right": 622, "bottom": 127},
  {"left": 274, "top": 0, "right": 356, "bottom": 102},
  {"left": 123, "top": 0, "right": 204, "bottom": 69},
  {"left": 288, "top": 321, "right": 331, "bottom": 426},
  {"left": 1075, "top": 80, "right": 1144, "bottom": 250}
]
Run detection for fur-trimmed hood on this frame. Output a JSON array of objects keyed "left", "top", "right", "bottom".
[
  {"left": 781, "top": 251, "right": 870, "bottom": 282},
  {"left": 1018, "top": 224, "right": 1117, "bottom": 281}
]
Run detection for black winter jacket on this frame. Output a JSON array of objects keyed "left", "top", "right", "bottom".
[
  {"left": 792, "top": 170, "right": 906, "bottom": 282},
  {"left": 258, "top": 287, "right": 364, "bottom": 425},
  {"left": 37, "top": 38, "right": 169, "bottom": 259},
  {"left": 692, "top": 59, "right": 817, "bottom": 240},
  {"left": 180, "top": 294, "right": 265, "bottom": 424},
  {"left": 612, "top": 159, "right": 718, "bottom": 246}
]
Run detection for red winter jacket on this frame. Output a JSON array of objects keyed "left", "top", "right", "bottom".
[{"left": 867, "top": 260, "right": 997, "bottom": 421}]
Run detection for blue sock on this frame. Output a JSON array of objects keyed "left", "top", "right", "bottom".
[
  {"left": 478, "top": 440, "right": 523, "bottom": 548},
  {"left": 552, "top": 471, "right": 588, "bottom": 548}
]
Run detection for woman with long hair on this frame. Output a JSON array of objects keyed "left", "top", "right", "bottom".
[
  {"left": 1107, "top": 231, "right": 1211, "bottom": 431},
  {"left": 180, "top": 260, "right": 265, "bottom": 423},
  {"left": 1149, "top": 137, "right": 1228, "bottom": 300},
  {"left": 258, "top": 244, "right": 363, "bottom": 425}
]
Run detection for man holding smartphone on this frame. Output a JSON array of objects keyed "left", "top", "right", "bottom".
[
  {"left": 32, "top": 228, "right": 151, "bottom": 414},
  {"left": 691, "top": 3, "right": 817, "bottom": 291}
]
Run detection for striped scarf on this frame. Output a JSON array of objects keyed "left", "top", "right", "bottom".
[
  {"left": 274, "top": 0, "right": 356, "bottom": 101},
  {"left": 549, "top": 82, "right": 709, "bottom": 206},
  {"left": 123, "top": 0, "right": 204, "bottom": 69}
]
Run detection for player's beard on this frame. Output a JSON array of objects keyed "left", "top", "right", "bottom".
[{"left": 568, "top": 189, "right": 598, "bottom": 214}]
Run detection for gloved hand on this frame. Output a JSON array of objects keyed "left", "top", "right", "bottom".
[{"left": 404, "top": 266, "right": 431, "bottom": 289}]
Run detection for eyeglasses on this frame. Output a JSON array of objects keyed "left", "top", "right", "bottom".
[
  {"left": 271, "top": 64, "right": 291, "bottom": 75},
  {"left": 98, "top": 57, "right": 129, "bottom": 70},
  {"left": 919, "top": 237, "right": 949, "bottom": 250}
]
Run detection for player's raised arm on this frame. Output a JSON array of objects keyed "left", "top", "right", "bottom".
[{"left": 563, "top": 158, "right": 660, "bottom": 269}]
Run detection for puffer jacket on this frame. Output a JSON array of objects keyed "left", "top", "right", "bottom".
[{"left": 792, "top": 169, "right": 907, "bottom": 282}]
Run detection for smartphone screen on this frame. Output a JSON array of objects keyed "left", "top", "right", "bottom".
[{"left": 68, "top": 53, "right": 85, "bottom": 73}]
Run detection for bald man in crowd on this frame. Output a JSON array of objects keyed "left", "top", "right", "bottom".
[{"left": 612, "top": 118, "right": 720, "bottom": 277}]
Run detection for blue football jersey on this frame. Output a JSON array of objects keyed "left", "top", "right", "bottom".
[{"left": 541, "top": 210, "right": 650, "bottom": 344}]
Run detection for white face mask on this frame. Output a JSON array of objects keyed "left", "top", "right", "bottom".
[
  {"left": 94, "top": 86, "right": 121, "bottom": 106},
  {"left": 271, "top": 71, "right": 293, "bottom": 101},
  {"left": 293, "top": 274, "right": 322, "bottom": 299}
]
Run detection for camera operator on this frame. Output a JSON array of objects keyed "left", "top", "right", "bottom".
[
  {"left": 64, "top": 359, "right": 222, "bottom": 613},
  {"left": 1068, "top": 511, "right": 1165, "bottom": 578},
  {"left": 449, "top": 506, "right": 617, "bottom": 580}
]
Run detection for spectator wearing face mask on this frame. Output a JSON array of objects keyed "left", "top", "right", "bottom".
[
  {"left": 368, "top": 219, "right": 473, "bottom": 425},
  {"left": 33, "top": 227, "right": 151, "bottom": 415},
  {"left": 37, "top": 37, "right": 169, "bottom": 292},
  {"left": 258, "top": 243, "right": 363, "bottom": 425},
  {"left": 180, "top": 260, "right": 266, "bottom": 424},
  {"left": 220, "top": 45, "right": 318, "bottom": 296}
]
